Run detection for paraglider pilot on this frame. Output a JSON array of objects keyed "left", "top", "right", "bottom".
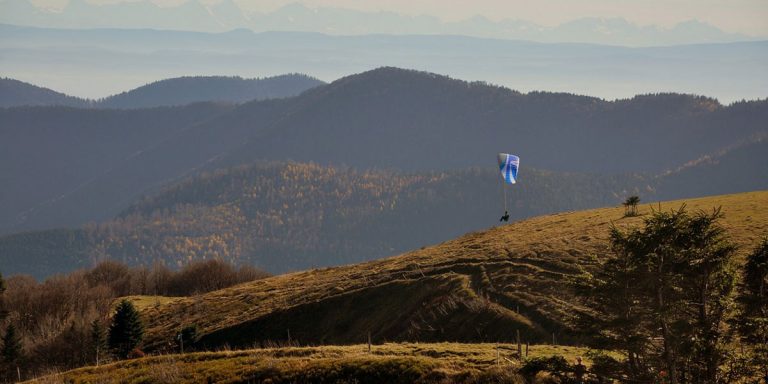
[{"left": 497, "top": 153, "right": 519, "bottom": 223}]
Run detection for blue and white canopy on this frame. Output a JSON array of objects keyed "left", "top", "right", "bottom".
[{"left": 497, "top": 153, "right": 520, "bottom": 184}]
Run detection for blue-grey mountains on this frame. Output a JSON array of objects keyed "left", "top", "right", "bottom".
[
  {"left": 0, "top": 0, "right": 758, "bottom": 46},
  {"left": 98, "top": 75, "right": 324, "bottom": 109},
  {"left": 0, "top": 78, "right": 87, "bottom": 107},
  {"left": 0, "top": 75, "right": 324, "bottom": 108},
  {"left": 2, "top": 24, "right": 766, "bottom": 103},
  {"left": 1, "top": 68, "right": 766, "bottom": 244}
]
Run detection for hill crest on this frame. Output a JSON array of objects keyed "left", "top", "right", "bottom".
[
  {"left": 0, "top": 74, "right": 324, "bottom": 108},
  {"left": 133, "top": 190, "right": 768, "bottom": 350}
]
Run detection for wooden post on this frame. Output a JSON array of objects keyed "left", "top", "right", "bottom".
[
  {"left": 525, "top": 341, "right": 529, "bottom": 357},
  {"left": 368, "top": 331, "right": 372, "bottom": 353},
  {"left": 552, "top": 332, "right": 556, "bottom": 346},
  {"left": 17, "top": 366, "right": 21, "bottom": 382},
  {"left": 516, "top": 329, "right": 521, "bottom": 357},
  {"left": 496, "top": 343, "right": 500, "bottom": 365},
  {"left": 287, "top": 329, "right": 291, "bottom": 344}
]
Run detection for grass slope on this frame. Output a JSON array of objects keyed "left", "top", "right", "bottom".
[
  {"left": 134, "top": 191, "right": 768, "bottom": 350},
  {"left": 31, "top": 343, "right": 607, "bottom": 384}
]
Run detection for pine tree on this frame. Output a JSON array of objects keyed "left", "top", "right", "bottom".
[
  {"left": 108, "top": 300, "right": 144, "bottom": 359},
  {"left": 1, "top": 323, "right": 22, "bottom": 365},
  {"left": 734, "top": 238, "right": 768, "bottom": 379},
  {"left": 0, "top": 272, "right": 7, "bottom": 321},
  {"left": 582, "top": 206, "right": 736, "bottom": 383}
]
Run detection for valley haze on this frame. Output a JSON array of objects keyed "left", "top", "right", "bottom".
[{"left": 1, "top": 23, "right": 767, "bottom": 102}]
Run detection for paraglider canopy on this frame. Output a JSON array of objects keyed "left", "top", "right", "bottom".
[
  {"left": 497, "top": 153, "right": 520, "bottom": 184},
  {"left": 497, "top": 153, "right": 519, "bottom": 222}
]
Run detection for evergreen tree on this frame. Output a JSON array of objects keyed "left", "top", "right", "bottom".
[
  {"left": 734, "top": 238, "right": 768, "bottom": 379},
  {"left": 108, "top": 300, "right": 143, "bottom": 359},
  {"left": 0, "top": 272, "right": 6, "bottom": 321},
  {"left": 1, "top": 323, "right": 22, "bottom": 367},
  {"left": 175, "top": 324, "right": 199, "bottom": 354},
  {"left": 582, "top": 206, "right": 736, "bottom": 383}
]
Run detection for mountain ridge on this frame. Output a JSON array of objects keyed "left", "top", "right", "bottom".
[
  {"left": 4, "top": 23, "right": 766, "bottom": 102},
  {"left": 1, "top": 67, "right": 766, "bottom": 235},
  {"left": 0, "top": 77, "right": 89, "bottom": 107},
  {"left": 0, "top": 1, "right": 759, "bottom": 46},
  {"left": 0, "top": 74, "right": 324, "bottom": 108},
  {"left": 129, "top": 190, "right": 768, "bottom": 350}
]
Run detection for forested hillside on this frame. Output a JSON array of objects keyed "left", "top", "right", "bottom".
[
  {"left": 0, "top": 103, "right": 236, "bottom": 233},
  {"left": 0, "top": 77, "right": 88, "bottom": 107},
  {"left": 212, "top": 68, "right": 767, "bottom": 173},
  {"left": 0, "top": 162, "right": 648, "bottom": 278},
  {"left": 2, "top": 68, "right": 766, "bottom": 235},
  {"left": 655, "top": 135, "right": 768, "bottom": 199},
  {"left": 97, "top": 74, "right": 324, "bottom": 108},
  {"left": 0, "top": 74, "right": 324, "bottom": 108}
]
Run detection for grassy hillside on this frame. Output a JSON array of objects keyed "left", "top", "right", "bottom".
[
  {"left": 31, "top": 343, "right": 605, "bottom": 384},
  {"left": 133, "top": 191, "right": 768, "bottom": 351}
]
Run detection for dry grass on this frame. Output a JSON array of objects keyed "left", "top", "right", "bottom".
[
  {"left": 28, "top": 342, "right": 613, "bottom": 384},
  {"left": 130, "top": 191, "right": 768, "bottom": 350}
]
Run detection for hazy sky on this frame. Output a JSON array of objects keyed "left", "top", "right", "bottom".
[{"left": 28, "top": 0, "right": 768, "bottom": 36}]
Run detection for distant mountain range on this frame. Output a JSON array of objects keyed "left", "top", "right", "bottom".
[
  {"left": 0, "top": 78, "right": 86, "bottom": 107},
  {"left": 1, "top": 68, "right": 766, "bottom": 239},
  {"left": 0, "top": 75, "right": 324, "bottom": 108},
  {"left": 0, "top": 0, "right": 759, "bottom": 46},
  {"left": 3, "top": 24, "right": 766, "bottom": 102}
]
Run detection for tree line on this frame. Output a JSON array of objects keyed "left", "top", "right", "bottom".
[{"left": 0, "top": 259, "right": 268, "bottom": 381}]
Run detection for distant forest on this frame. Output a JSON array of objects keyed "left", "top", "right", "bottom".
[
  {"left": 0, "top": 162, "right": 648, "bottom": 278},
  {"left": 0, "top": 74, "right": 324, "bottom": 108}
]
